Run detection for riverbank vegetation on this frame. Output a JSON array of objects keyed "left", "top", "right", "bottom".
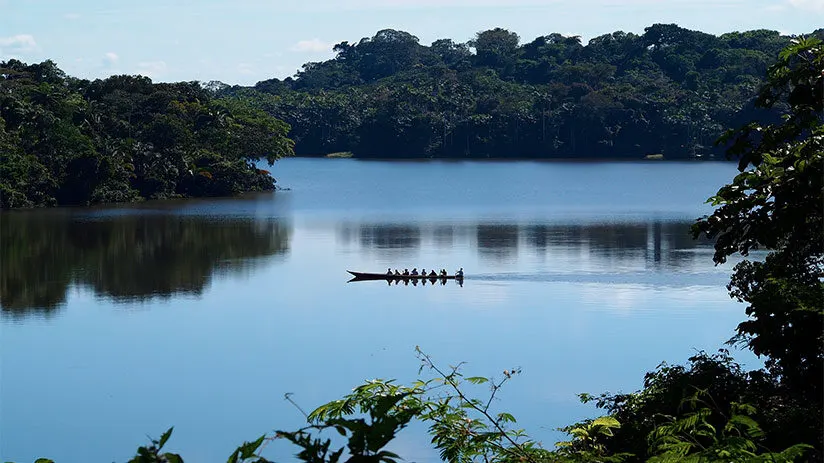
[
  {"left": 219, "top": 24, "right": 823, "bottom": 160},
  {"left": 3, "top": 24, "right": 822, "bottom": 209},
  {"left": 0, "top": 60, "right": 294, "bottom": 209}
]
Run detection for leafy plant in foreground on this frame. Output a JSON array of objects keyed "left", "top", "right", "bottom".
[
  {"left": 647, "top": 393, "right": 811, "bottom": 462},
  {"left": 128, "top": 427, "right": 182, "bottom": 463},
  {"left": 692, "top": 35, "right": 823, "bottom": 455},
  {"left": 277, "top": 347, "right": 540, "bottom": 463}
]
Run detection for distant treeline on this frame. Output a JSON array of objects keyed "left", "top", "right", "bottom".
[
  {"left": 0, "top": 60, "right": 294, "bottom": 208},
  {"left": 218, "top": 24, "right": 823, "bottom": 159},
  {"left": 3, "top": 25, "right": 822, "bottom": 208}
]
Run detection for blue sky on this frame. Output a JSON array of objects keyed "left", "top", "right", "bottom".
[{"left": 1, "top": 0, "right": 822, "bottom": 85}]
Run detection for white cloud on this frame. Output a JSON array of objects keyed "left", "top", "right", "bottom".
[
  {"left": 787, "top": 0, "right": 824, "bottom": 10},
  {"left": 136, "top": 60, "right": 167, "bottom": 78},
  {"left": 291, "top": 38, "right": 334, "bottom": 53},
  {"left": 0, "top": 34, "right": 38, "bottom": 57},
  {"left": 102, "top": 52, "right": 119, "bottom": 67}
]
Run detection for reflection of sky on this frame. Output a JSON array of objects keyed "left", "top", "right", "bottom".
[{"left": 1, "top": 159, "right": 759, "bottom": 463}]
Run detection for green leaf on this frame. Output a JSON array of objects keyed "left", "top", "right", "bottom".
[
  {"left": 240, "top": 435, "right": 267, "bottom": 459},
  {"left": 592, "top": 416, "right": 621, "bottom": 429},
  {"left": 159, "top": 426, "right": 174, "bottom": 449},
  {"left": 497, "top": 412, "right": 516, "bottom": 423},
  {"left": 465, "top": 376, "right": 489, "bottom": 384}
]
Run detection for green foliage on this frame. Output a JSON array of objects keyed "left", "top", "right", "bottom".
[
  {"left": 289, "top": 349, "right": 538, "bottom": 463},
  {"left": 0, "top": 60, "right": 294, "bottom": 208},
  {"left": 471, "top": 28, "right": 521, "bottom": 72},
  {"left": 691, "top": 36, "right": 823, "bottom": 439},
  {"left": 555, "top": 416, "right": 632, "bottom": 462},
  {"left": 555, "top": 37, "right": 822, "bottom": 463},
  {"left": 128, "top": 427, "right": 184, "bottom": 463},
  {"left": 226, "top": 435, "right": 271, "bottom": 463},
  {"left": 581, "top": 350, "right": 818, "bottom": 461},
  {"left": 107, "top": 353, "right": 810, "bottom": 463},
  {"left": 647, "top": 395, "right": 812, "bottom": 463},
  {"left": 13, "top": 351, "right": 813, "bottom": 463},
  {"left": 281, "top": 386, "right": 416, "bottom": 463},
  {"left": 220, "top": 24, "right": 805, "bottom": 159}
]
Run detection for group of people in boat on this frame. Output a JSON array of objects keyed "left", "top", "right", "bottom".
[{"left": 386, "top": 267, "right": 464, "bottom": 278}]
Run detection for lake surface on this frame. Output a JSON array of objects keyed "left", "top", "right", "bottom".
[{"left": 1, "top": 158, "right": 758, "bottom": 463}]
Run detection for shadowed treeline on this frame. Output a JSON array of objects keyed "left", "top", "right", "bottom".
[
  {"left": 0, "top": 213, "right": 291, "bottom": 316},
  {"left": 0, "top": 60, "right": 294, "bottom": 209},
  {"left": 223, "top": 26, "right": 823, "bottom": 159}
]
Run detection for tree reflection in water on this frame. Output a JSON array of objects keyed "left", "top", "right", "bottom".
[
  {"left": 338, "top": 220, "right": 711, "bottom": 269},
  {"left": 1, "top": 212, "right": 291, "bottom": 316}
]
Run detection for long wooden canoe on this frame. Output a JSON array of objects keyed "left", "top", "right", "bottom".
[{"left": 347, "top": 271, "right": 463, "bottom": 281}]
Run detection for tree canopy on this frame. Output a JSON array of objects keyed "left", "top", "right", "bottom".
[
  {"left": 222, "top": 24, "right": 822, "bottom": 159},
  {"left": 0, "top": 60, "right": 294, "bottom": 209}
]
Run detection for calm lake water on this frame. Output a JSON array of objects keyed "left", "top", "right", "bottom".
[{"left": 1, "top": 158, "right": 758, "bottom": 463}]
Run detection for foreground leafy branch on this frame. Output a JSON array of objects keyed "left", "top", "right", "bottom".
[
  {"left": 692, "top": 36, "right": 823, "bottom": 450},
  {"left": 647, "top": 393, "right": 812, "bottom": 463}
]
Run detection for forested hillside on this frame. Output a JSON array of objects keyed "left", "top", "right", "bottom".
[
  {"left": 220, "top": 24, "right": 822, "bottom": 159},
  {"left": 0, "top": 60, "right": 294, "bottom": 208},
  {"left": 3, "top": 24, "right": 821, "bottom": 208}
]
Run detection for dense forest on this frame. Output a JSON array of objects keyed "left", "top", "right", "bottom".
[
  {"left": 0, "top": 60, "right": 294, "bottom": 208},
  {"left": 220, "top": 24, "right": 823, "bottom": 159},
  {"left": 3, "top": 24, "right": 823, "bottom": 208}
]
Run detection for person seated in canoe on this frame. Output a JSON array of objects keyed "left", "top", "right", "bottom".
[
  {"left": 456, "top": 268, "right": 464, "bottom": 278},
  {"left": 387, "top": 268, "right": 393, "bottom": 275},
  {"left": 420, "top": 268, "right": 426, "bottom": 276},
  {"left": 429, "top": 270, "right": 437, "bottom": 277},
  {"left": 440, "top": 269, "right": 447, "bottom": 277},
  {"left": 394, "top": 269, "right": 401, "bottom": 276},
  {"left": 411, "top": 268, "right": 419, "bottom": 276},
  {"left": 403, "top": 268, "right": 409, "bottom": 276}
]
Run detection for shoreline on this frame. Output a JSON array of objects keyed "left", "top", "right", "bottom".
[{"left": 298, "top": 154, "right": 730, "bottom": 162}]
